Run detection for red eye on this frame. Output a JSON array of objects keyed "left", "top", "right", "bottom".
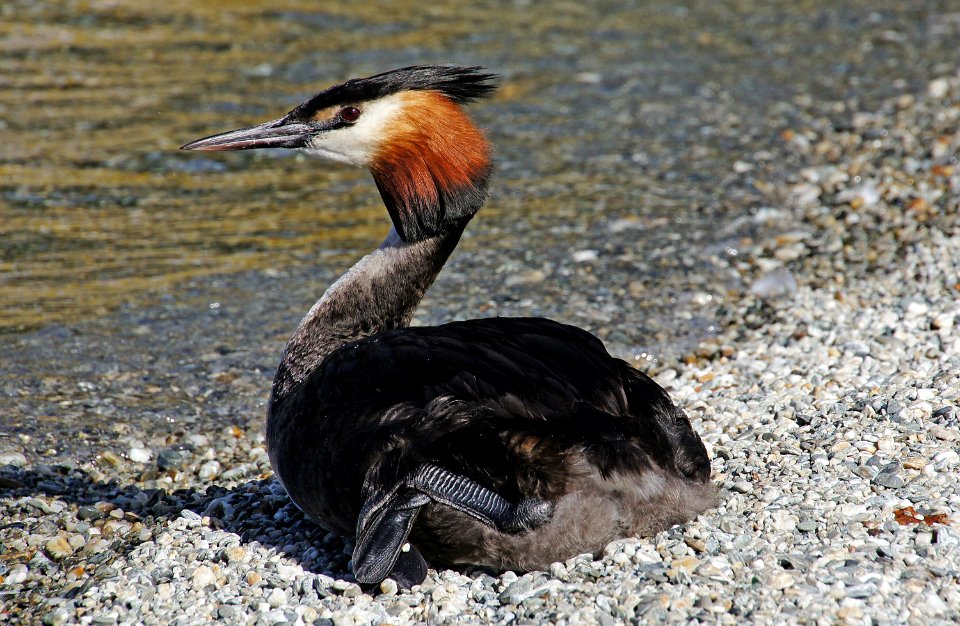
[{"left": 339, "top": 106, "right": 361, "bottom": 123}]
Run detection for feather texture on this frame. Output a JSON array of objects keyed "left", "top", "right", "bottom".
[{"left": 267, "top": 317, "right": 714, "bottom": 568}]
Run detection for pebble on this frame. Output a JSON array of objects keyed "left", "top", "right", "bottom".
[
  {"left": 928, "top": 77, "right": 949, "bottom": 98},
  {"left": 769, "top": 572, "right": 794, "bottom": 590},
  {"left": 872, "top": 461, "right": 905, "bottom": 489},
  {"left": 267, "top": 587, "right": 287, "bottom": 607},
  {"left": 221, "top": 546, "right": 246, "bottom": 563},
  {"left": 6, "top": 564, "right": 29, "bottom": 584},
  {"left": 499, "top": 577, "right": 535, "bottom": 604},
  {"left": 749, "top": 269, "right": 798, "bottom": 298},
  {"left": 932, "top": 406, "right": 957, "bottom": 423},
  {"left": 45, "top": 537, "right": 74, "bottom": 561},
  {"left": 379, "top": 578, "right": 399, "bottom": 596},
  {"left": 504, "top": 269, "right": 546, "bottom": 287},
  {"left": 797, "top": 519, "right": 817, "bottom": 533},
  {"left": 341, "top": 583, "right": 362, "bottom": 598},
  {"left": 198, "top": 460, "right": 221, "bottom": 479},
  {"left": 0, "top": 452, "right": 28, "bottom": 467},
  {"left": 933, "top": 449, "right": 959, "bottom": 469},
  {"left": 41, "top": 608, "right": 70, "bottom": 626},
  {"left": 98, "top": 451, "right": 121, "bottom": 467},
  {"left": 157, "top": 448, "right": 191, "bottom": 470},
  {"left": 191, "top": 565, "right": 215, "bottom": 589},
  {"left": 929, "top": 425, "right": 958, "bottom": 442},
  {"left": 924, "top": 591, "right": 949, "bottom": 615},
  {"left": 905, "top": 301, "right": 929, "bottom": 318},
  {"left": 128, "top": 447, "right": 152, "bottom": 463}
]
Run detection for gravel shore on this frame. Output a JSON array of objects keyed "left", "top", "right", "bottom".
[{"left": 3, "top": 72, "right": 959, "bottom": 625}]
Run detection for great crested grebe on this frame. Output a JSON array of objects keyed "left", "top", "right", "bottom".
[{"left": 182, "top": 65, "right": 715, "bottom": 588}]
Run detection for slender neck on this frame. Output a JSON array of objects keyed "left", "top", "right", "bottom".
[
  {"left": 271, "top": 93, "right": 492, "bottom": 402},
  {"left": 271, "top": 224, "right": 464, "bottom": 400}
]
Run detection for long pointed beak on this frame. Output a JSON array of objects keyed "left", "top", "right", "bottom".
[{"left": 180, "top": 116, "right": 315, "bottom": 151}]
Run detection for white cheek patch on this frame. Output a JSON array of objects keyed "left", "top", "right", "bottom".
[{"left": 304, "top": 93, "right": 406, "bottom": 167}]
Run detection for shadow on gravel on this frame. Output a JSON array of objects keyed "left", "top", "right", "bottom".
[{"left": 0, "top": 465, "right": 354, "bottom": 594}]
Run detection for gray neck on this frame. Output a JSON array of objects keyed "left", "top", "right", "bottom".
[{"left": 270, "top": 225, "right": 463, "bottom": 400}]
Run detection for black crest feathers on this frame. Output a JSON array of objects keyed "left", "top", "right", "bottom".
[{"left": 292, "top": 65, "right": 498, "bottom": 119}]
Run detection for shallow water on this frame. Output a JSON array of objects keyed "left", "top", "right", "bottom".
[{"left": 2, "top": 1, "right": 958, "bottom": 460}]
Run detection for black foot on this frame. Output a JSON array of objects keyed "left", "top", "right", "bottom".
[
  {"left": 389, "top": 545, "right": 428, "bottom": 589},
  {"left": 352, "top": 489, "right": 428, "bottom": 585},
  {"left": 504, "top": 497, "right": 554, "bottom": 532}
]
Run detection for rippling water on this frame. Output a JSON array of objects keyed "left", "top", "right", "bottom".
[
  {"left": 3, "top": 0, "right": 949, "bottom": 331},
  {"left": 2, "top": 0, "right": 957, "bottom": 458}
]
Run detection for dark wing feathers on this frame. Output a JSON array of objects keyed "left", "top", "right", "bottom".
[
  {"left": 304, "top": 317, "right": 701, "bottom": 492},
  {"left": 316, "top": 317, "right": 624, "bottom": 420}
]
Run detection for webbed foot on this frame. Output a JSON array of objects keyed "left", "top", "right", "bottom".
[{"left": 352, "top": 489, "right": 429, "bottom": 586}]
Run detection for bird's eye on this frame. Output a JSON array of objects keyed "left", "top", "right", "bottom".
[{"left": 339, "top": 107, "right": 362, "bottom": 123}]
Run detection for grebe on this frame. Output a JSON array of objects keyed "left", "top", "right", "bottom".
[{"left": 182, "top": 65, "right": 715, "bottom": 588}]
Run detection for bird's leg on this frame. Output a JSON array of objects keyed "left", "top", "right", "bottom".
[
  {"left": 353, "top": 464, "right": 553, "bottom": 587},
  {"left": 406, "top": 464, "right": 553, "bottom": 533}
]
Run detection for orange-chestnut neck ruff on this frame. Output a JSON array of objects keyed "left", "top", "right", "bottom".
[{"left": 371, "top": 92, "right": 492, "bottom": 242}]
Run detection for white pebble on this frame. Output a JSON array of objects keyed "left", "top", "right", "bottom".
[
  {"left": 928, "top": 77, "right": 950, "bottom": 98},
  {"left": 769, "top": 572, "right": 794, "bottom": 589},
  {"left": 267, "top": 587, "right": 287, "bottom": 608},
  {"left": 933, "top": 449, "right": 959, "bottom": 469},
  {"left": 379, "top": 578, "right": 398, "bottom": 595},
  {"left": 5, "top": 564, "right": 28, "bottom": 584},
  {"left": 198, "top": 460, "right": 221, "bottom": 479},
  {"left": 191, "top": 566, "right": 214, "bottom": 589},
  {"left": 905, "top": 301, "right": 929, "bottom": 318},
  {"left": 128, "top": 447, "right": 151, "bottom": 463}
]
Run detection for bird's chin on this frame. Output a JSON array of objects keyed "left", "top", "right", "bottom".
[{"left": 303, "top": 145, "right": 369, "bottom": 168}]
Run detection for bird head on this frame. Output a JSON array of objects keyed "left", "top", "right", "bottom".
[{"left": 182, "top": 65, "right": 497, "bottom": 242}]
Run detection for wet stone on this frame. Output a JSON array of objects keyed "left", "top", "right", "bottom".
[
  {"left": 0, "top": 452, "right": 28, "bottom": 467},
  {"left": 157, "top": 448, "right": 191, "bottom": 470}
]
